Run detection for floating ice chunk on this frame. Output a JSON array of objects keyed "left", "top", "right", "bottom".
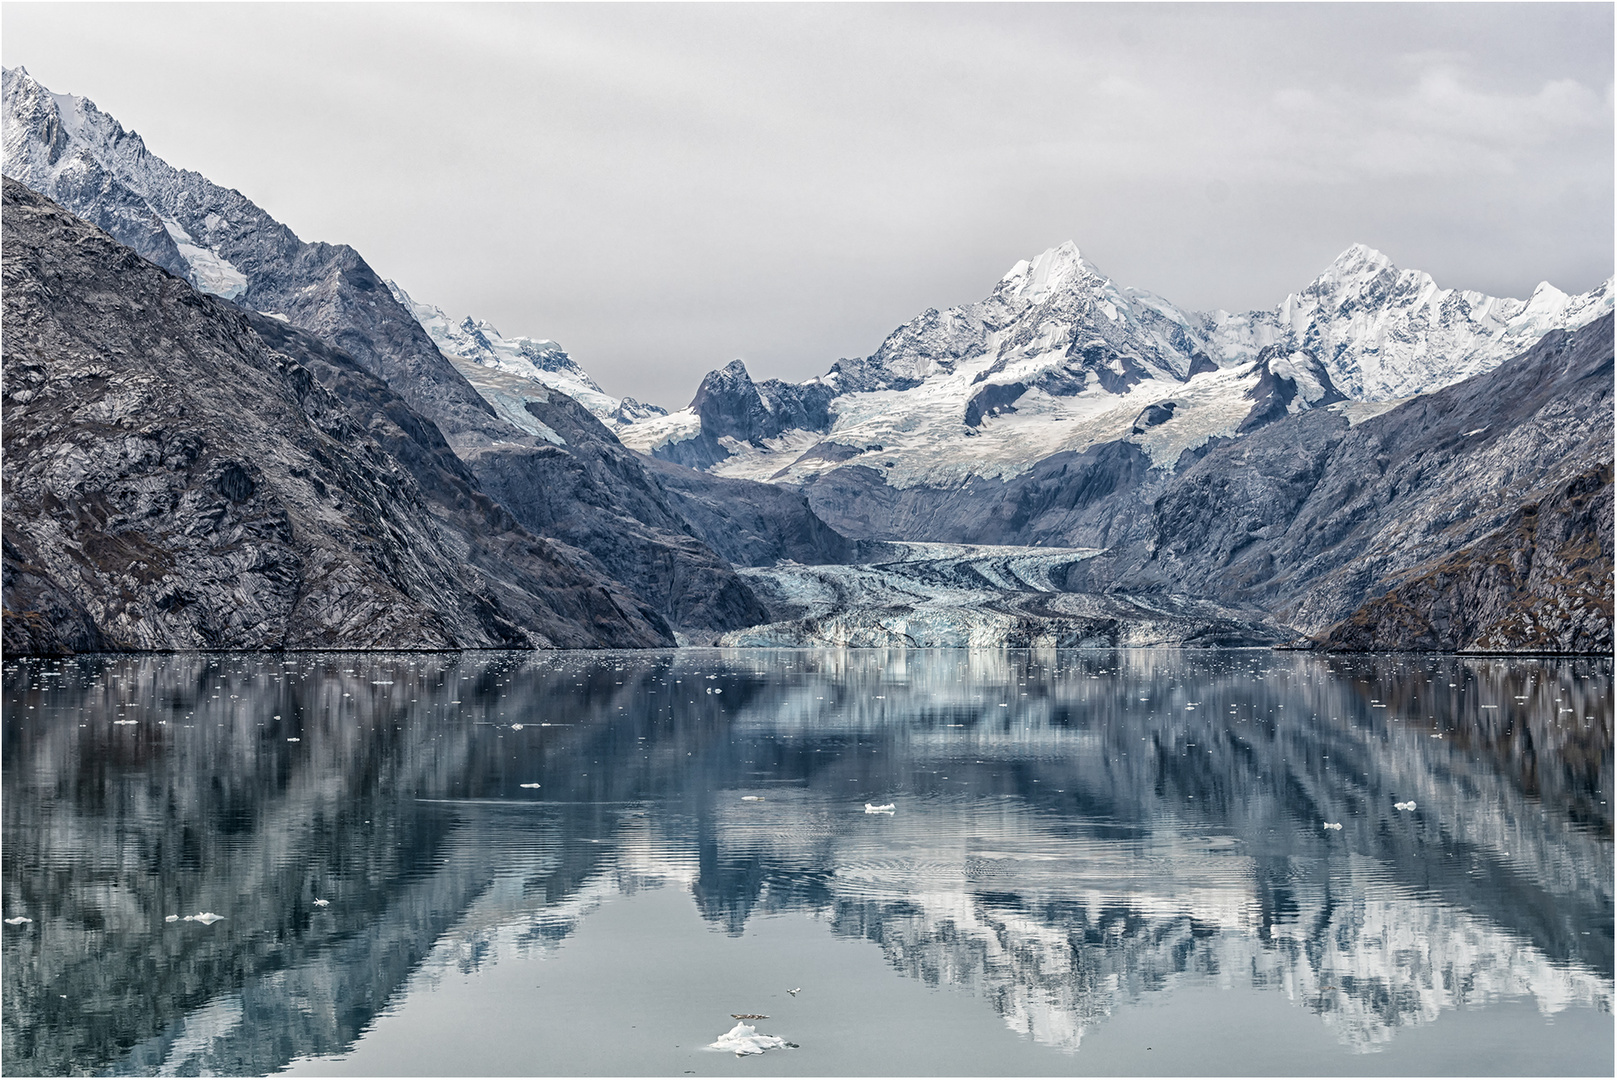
[
  {"left": 4, "top": 916, "right": 32, "bottom": 925},
  {"left": 287, "top": 737, "right": 300, "bottom": 742},
  {"left": 1322, "top": 822, "right": 1343, "bottom": 830},
  {"left": 865, "top": 803, "right": 896, "bottom": 814},
  {"left": 510, "top": 723, "right": 524, "bottom": 730},
  {"left": 519, "top": 783, "right": 541, "bottom": 789},
  {"left": 741, "top": 795, "right": 764, "bottom": 802},
  {"left": 710, "top": 1022, "right": 789, "bottom": 1056},
  {"left": 313, "top": 898, "right": 330, "bottom": 907},
  {"left": 786, "top": 987, "right": 801, "bottom": 996},
  {"left": 183, "top": 912, "right": 224, "bottom": 925},
  {"left": 113, "top": 719, "right": 137, "bottom": 725},
  {"left": 1394, "top": 800, "right": 1417, "bottom": 811},
  {"left": 165, "top": 915, "right": 179, "bottom": 922}
]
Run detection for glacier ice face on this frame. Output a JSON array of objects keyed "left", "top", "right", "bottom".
[{"left": 723, "top": 542, "right": 1288, "bottom": 649}]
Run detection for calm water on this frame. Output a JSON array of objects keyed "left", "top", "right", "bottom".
[{"left": 2, "top": 649, "right": 1611, "bottom": 1076}]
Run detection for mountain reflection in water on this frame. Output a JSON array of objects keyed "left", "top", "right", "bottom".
[{"left": 2, "top": 649, "right": 1610, "bottom": 1075}]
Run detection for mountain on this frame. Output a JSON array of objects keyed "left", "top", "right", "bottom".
[
  {"left": 621, "top": 242, "right": 1610, "bottom": 509},
  {"left": 1, "top": 65, "right": 767, "bottom": 637},
  {"left": 0, "top": 179, "right": 671, "bottom": 652},
  {"left": 384, "top": 281, "right": 667, "bottom": 427},
  {"left": 1083, "top": 314, "right": 1615, "bottom": 651}
]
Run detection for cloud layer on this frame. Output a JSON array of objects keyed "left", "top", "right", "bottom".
[{"left": 3, "top": 3, "right": 1610, "bottom": 406}]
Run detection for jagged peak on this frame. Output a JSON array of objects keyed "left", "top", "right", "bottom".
[
  {"left": 999, "top": 240, "right": 1105, "bottom": 297},
  {"left": 1319, "top": 243, "right": 1398, "bottom": 283}
]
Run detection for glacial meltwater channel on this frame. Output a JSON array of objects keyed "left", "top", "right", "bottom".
[{"left": 2, "top": 649, "right": 1611, "bottom": 1076}]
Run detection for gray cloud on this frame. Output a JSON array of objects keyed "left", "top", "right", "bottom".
[{"left": 3, "top": 2, "right": 1610, "bottom": 407}]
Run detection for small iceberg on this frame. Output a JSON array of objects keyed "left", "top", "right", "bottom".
[
  {"left": 519, "top": 783, "right": 541, "bottom": 789},
  {"left": 1394, "top": 800, "right": 1417, "bottom": 811},
  {"left": 1322, "top": 822, "right": 1343, "bottom": 830},
  {"left": 4, "top": 916, "right": 32, "bottom": 925},
  {"left": 183, "top": 912, "right": 224, "bottom": 925},
  {"left": 741, "top": 795, "right": 764, "bottom": 802},
  {"left": 865, "top": 803, "right": 896, "bottom": 814},
  {"left": 313, "top": 898, "right": 330, "bottom": 907},
  {"left": 164, "top": 915, "right": 179, "bottom": 922},
  {"left": 710, "top": 1022, "right": 789, "bottom": 1056}
]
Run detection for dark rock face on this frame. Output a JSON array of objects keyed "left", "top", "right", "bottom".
[
  {"left": 664, "top": 359, "right": 839, "bottom": 468},
  {"left": 1132, "top": 401, "right": 1177, "bottom": 434},
  {"left": 688, "top": 359, "right": 836, "bottom": 444},
  {"left": 459, "top": 385, "right": 770, "bottom": 636},
  {"left": 3, "top": 68, "right": 765, "bottom": 639},
  {"left": 801, "top": 440, "right": 1159, "bottom": 550},
  {"left": 690, "top": 359, "right": 775, "bottom": 444},
  {"left": 1319, "top": 463, "right": 1613, "bottom": 653},
  {"left": 1237, "top": 346, "right": 1346, "bottom": 435},
  {"left": 639, "top": 456, "right": 863, "bottom": 568},
  {"left": 964, "top": 381, "right": 1028, "bottom": 428},
  {"left": 1093, "top": 315, "right": 1615, "bottom": 646},
  {"left": 0, "top": 180, "right": 672, "bottom": 651}
]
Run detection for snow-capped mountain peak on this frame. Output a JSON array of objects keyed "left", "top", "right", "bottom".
[{"left": 997, "top": 240, "right": 1102, "bottom": 304}]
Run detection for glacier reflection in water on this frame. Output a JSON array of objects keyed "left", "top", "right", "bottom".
[{"left": 1, "top": 649, "right": 1610, "bottom": 1076}]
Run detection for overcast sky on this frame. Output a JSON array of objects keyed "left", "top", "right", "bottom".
[{"left": 4, "top": 3, "right": 1612, "bottom": 407}]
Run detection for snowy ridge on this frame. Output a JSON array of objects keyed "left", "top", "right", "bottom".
[
  {"left": 624, "top": 239, "right": 1609, "bottom": 490},
  {"left": 1231, "top": 242, "right": 1616, "bottom": 399},
  {"left": 385, "top": 280, "right": 664, "bottom": 427},
  {"left": 2, "top": 66, "right": 255, "bottom": 301}
]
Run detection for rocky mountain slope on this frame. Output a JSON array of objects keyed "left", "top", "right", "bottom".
[
  {"left": 0, "top": 180, "right": 671, "bottom": 652},
  {"left": 1, "top": 65, "right": 765, "bottom": 637},
  {"left": 1085, "top": 315, "right": 1614, "bottom": 651}
]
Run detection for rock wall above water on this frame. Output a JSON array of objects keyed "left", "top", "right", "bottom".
[{"left": 0, "top": 179, "right": 672, "bottom": 651}]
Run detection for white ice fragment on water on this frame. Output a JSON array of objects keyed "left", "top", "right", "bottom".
[
  {"left": 709, "top": 1022, "right": 789, "bottom": 1056},
  {"left": 741, "top": 795, "right": 763, "bottom": 801},
  {"left": 164, "top": 915, "right": 179, "bottom": 922},
  {"left": 4, "top": 916, "right": 32, "bottom": 925},
  {"left": 1323, "top": 822, "right": 1343, "bottom": 830},
  {"left": 787, "top": 987, "right": 801, "bottom": 996},
  {"left": 313, "top": 898, "right": 330, "bottom": 907},
  {"left": 865, "top": 803, "right": 896, "bottom": 814},
  {"left": 183, "top": 912, "right": 224, "bottom": 925},
  {"left": 287, "top": 738, "right": 300, "bottom": 742},
  {"left": 510, "top": 723, "right": 524, "bottom": 730},
  {"left": 1394, "top": 801, "right": 1417, "bottom": 811},
  {"left": 113, "top": 719, "right": 137, "bottom": 725},
  {"left": 519, "top": 783, "right": 541, "bottom": 789}
]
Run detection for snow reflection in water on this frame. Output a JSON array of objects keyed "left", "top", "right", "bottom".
[{"left": 1, "top": 649, "right": 1610, "bottom": 1075}]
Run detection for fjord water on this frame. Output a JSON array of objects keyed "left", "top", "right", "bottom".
[{"left": 2, "top": 650, "right": 1610, "bottom": 1076}]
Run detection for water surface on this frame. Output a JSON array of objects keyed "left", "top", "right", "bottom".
[{"left": 3, "top": 649, "right": 1611, "bottom": 1075}]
